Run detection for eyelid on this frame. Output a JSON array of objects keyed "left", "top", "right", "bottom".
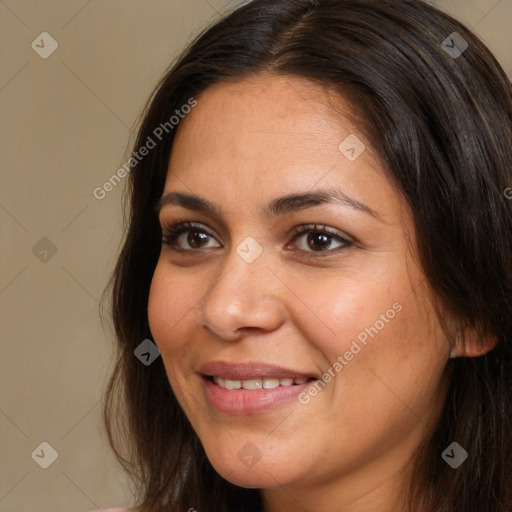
[
  {"left": 161, "top": 221, "right": 222, "bottom": 248},
  {"left": 289, "top": 223, "right": 353, "bottom": 242},
  {"left": 160, "top": 215, "right": 223, "bottom": 239},
  {"left": 285, "top": 224, "right": 354, "bottom": 255},
  {"left": 161, "top": 219, "right": 354, "bottom": 255}
]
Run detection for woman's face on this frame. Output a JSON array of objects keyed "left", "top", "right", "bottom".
[{"left": 148, "top": 73, "right": 452, "bottom": 509}]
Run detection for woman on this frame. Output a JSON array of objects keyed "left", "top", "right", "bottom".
[{"left": 101, "top": 0, "right": 512, "bottom": 511}]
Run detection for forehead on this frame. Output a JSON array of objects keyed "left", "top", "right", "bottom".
[
  {"left": 172, "top": 73, "right": 363, "bottom": 160},
  {"left": 164, "top": 73, "right": 402, "bottom": 223}
]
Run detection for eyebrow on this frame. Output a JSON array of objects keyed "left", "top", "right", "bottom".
[{"left": 155, "top": 189, "right": 381, "bottom": 219}]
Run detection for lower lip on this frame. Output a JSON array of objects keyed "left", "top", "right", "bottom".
[{"left": 202, "top": 376, "right": 316, "bottom": 414}]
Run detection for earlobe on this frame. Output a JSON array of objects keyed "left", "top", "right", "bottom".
[
  {"left": 450, "top": 327, "right": 499, "bottom": 359},
  {"left": 449, "top": 346, "right": 461, "bottom": 358}
]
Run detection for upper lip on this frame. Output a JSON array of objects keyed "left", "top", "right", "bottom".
[{"left": 199, "top": 361, "right": 317, "bottom": 381}]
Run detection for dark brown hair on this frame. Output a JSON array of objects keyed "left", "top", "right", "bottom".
[{"left": 102, "top": 1, "right": 512, "bottom": 510}]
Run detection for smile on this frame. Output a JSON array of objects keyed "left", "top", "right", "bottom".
[
  {"left": 199, "top": 361, "right": 319, "bottom": 414},
  {"left": 211, "top": 376, "right": 313, "bottom": 390}
]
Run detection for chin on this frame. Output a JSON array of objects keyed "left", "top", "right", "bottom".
[
  {"left": 202, "top": 443, "right": 305, "bottom": 490},
  {"left": 213, "top": 462, "right": 288, "bottom": 489}
]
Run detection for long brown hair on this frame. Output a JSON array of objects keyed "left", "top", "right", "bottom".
[{"left": 101, "top": 1, "right": 512, "bottom": 510}]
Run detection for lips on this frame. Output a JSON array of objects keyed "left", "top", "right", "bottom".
[
  {"left": 199, "top": 360, "right": 317, "bottom": 381},
  {"left": 199, "top": 361, "right": 319, "bottom": 414}
]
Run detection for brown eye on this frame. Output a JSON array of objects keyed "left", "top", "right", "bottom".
[
  {"left": 162, "top": 222, "right": 221, "bottom": 250},
  {"left": 289, "top": 224, "right": 353, "bottom": 254},
  {"left": 187, "top": 230, "right": 210, "bottom": 249},
  {"left": 305, "top": 232, "right": 331, "bottom": 251}
]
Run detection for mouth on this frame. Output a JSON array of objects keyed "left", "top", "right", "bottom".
[
  {"left": 199, "top": 360, "right": 318, "bottom": 381},
  {"left": 199, "top": 361, "right": 319, "bottom": 414},
  {"left": 209, "top": 375, "right": 316, "bottom": 390}
]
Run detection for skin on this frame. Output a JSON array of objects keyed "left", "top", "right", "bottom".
[{"left": 147, "top": 73, "right": 463, "bottom": 512}]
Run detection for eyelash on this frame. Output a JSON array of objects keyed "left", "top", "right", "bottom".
[{"left": 161, "top": 221, "right": 354, "bottom": 256}]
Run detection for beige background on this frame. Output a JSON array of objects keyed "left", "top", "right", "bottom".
[{"left": 0, "top": 1, "right": 510, "bottom": 511}]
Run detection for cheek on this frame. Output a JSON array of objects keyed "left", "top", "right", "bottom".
[
  {"left": 147, "top": 263, "right": 196, "bottom": 359},
  {"left": 147, "top": 268, "right": 170, "bottom": 342},
  {"left": 334, "top": 292, "right": 448, "bottom": 422},
  {"left": 286, "top": 267, "right": 409, "bottom": 360},
  {"left": 300, "top": 269, "right": 447, "bottom": 399}
]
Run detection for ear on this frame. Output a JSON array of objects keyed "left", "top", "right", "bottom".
[{"left": 449, "top": 324, "right": 499, "bottom": 358}]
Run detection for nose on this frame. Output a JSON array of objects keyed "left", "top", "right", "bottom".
[{"left": 200, "top": 243, "right": 286, "bottom": 341}]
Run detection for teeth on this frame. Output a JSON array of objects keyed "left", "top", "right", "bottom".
[
  {"left": 224, "top": 378, "right": 241, "bottom": 390},
  {"left": 262, "top": 378, "right": 280, "bottom": 389},
  {"left": 242, "top": 379, "right": 262, "bottom": 390},
  {"left": 212, "top": 376, "right": 310, "bottom": 390}
]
